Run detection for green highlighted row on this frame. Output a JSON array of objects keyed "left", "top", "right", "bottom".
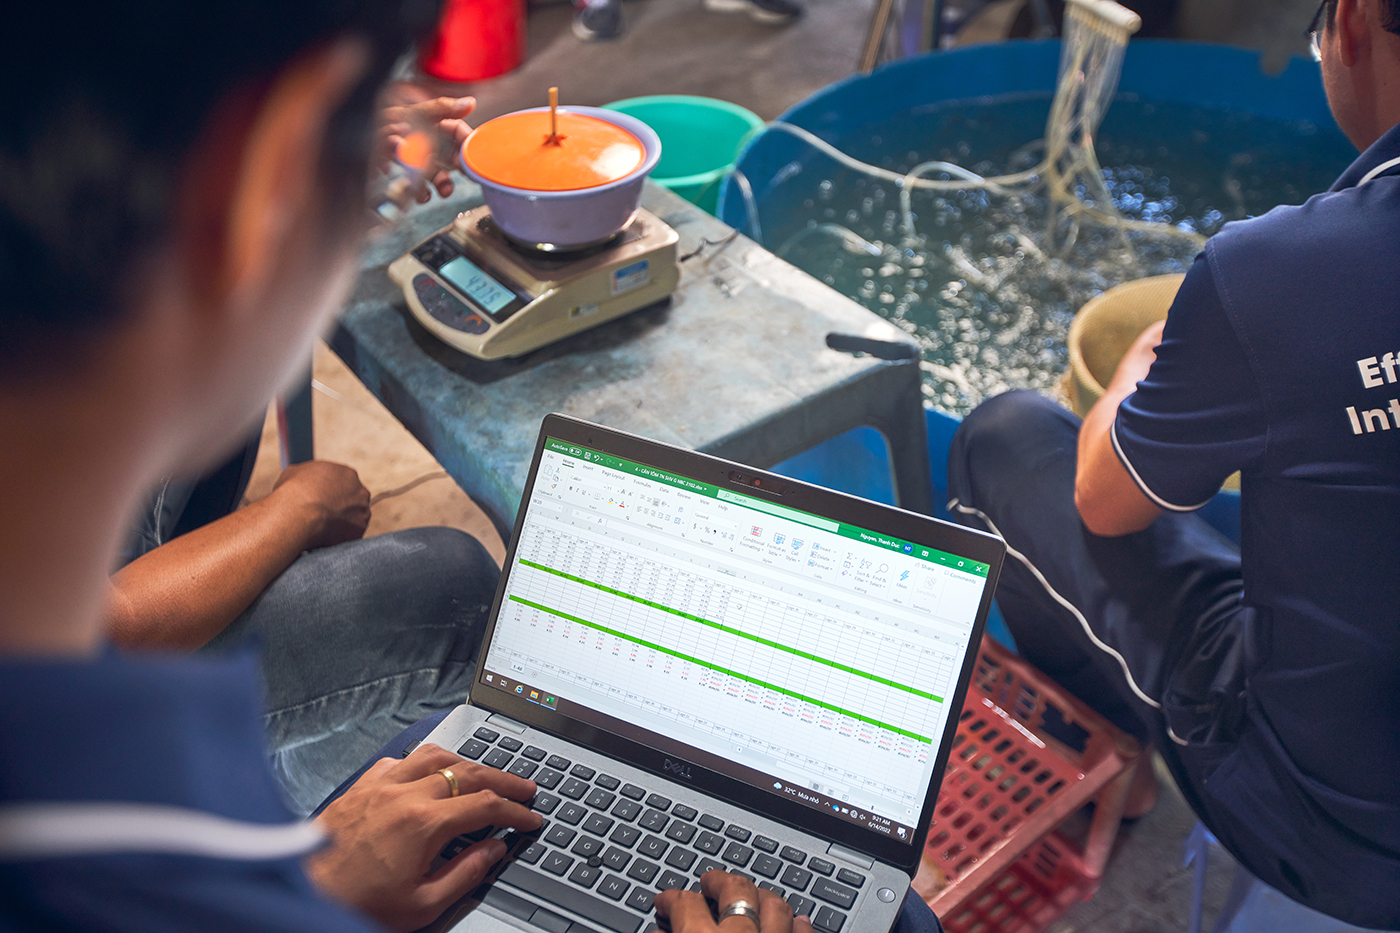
[
  {"left": 520, "top": 559, "right": 943, "bottom": 705},
  {"left": 509, "top": 594, "right": 933, "bottom": 744}
]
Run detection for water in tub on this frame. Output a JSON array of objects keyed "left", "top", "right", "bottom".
[{"left": 770, "top": 98, "right": 1353, "bottom": 415}]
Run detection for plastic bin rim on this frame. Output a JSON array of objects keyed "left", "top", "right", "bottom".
[
  {"left": 763, "top": 39, "right": 1322, "bottom": 128},
  {"left": 604, "top": 94, "right": 765, "bottom": 124},
  {"left": 604, "top": 96, "right": 767, "bottom": 189},
  {"left": 718, "top": 39, "right": 1333, "bottom": 222}
]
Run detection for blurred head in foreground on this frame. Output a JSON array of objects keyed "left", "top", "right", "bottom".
[
  {"left": 0, "top": 0, "right": 435, "bottom": 456},
  {"left": 0, "top": 2, "right": 435, "bottom": 652}
]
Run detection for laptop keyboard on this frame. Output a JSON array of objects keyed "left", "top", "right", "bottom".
[{"left": 438, "top": 726, "right": 864, "bottom": 933}]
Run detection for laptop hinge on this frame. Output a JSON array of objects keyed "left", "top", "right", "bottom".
[
  {"left": 486, "top": 713, "right": 527, "bottom": 734},
  {"left": 825, "top": 843, "right": 874, "bottom": 869}
]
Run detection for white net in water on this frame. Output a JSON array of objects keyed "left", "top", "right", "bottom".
[
  {"left": 744, "top": 0, "right": 1210, "bottom": 415},
  {"left": 1041, "top": 0, "right": 1157, "bottom": 251},
  {"left": 760, "top": 0, "right": 1205, "bottom": 252}
]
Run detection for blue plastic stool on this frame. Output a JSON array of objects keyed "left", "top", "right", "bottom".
[
  {"left": 1184, "top": 822, "right": 1254, "bottom": 933},
  {"left": 773, "top": 409, "right": 1019, "bottom": 648},
  {"left": 1185, "top": 822, "right": 1388, "bottom": 933}
]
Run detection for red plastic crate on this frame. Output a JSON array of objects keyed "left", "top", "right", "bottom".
[{"left": 913, "top": 638, "right": 1141, "bottom": 933}]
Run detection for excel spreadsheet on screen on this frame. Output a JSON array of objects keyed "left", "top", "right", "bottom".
[{"left": 480, "top": 438, "right": 992, "bottom": 843}]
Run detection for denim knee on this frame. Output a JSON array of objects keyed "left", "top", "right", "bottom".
[
  {"left": 957, "top": 390, "right": 1076, "bottom": 458},
  {"left": 383, "top": 526, "right": 500, "bottom": 617},
  {"left": 948, "top": 390, "right": 1079, "bottom": 501}
]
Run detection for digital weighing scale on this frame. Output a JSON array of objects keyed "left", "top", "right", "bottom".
[{"left": 389, "top": 205, "right": 680, "bottom": 360}]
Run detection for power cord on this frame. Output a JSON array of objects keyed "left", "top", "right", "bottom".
[
  {"left": 370, "top": 471, "right": 451, "bottom": 506},
  {"left": 678, "top": 229, "right": 740, "bottom": 262}
]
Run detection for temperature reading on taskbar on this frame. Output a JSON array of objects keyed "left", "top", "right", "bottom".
[{"left": 483, "top": 439, "right": 989, "bottom": 841}]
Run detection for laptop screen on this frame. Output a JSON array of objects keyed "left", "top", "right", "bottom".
[{"left": 479, "top": 436, "right": 992, "bottom": 847}]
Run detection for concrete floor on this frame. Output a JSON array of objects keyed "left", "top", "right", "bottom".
[
  {"left": 412, "top": 0, "right": 883, "bottom": 121},
  {"left": 245, "top": 344, "right": 505, "bottom": 563},
  {"left": 268, "top": 1, "right": 1333, "bottom": 929},
  {"left": 1052, "top": 756, "right": 1236, "bottom": 932}
]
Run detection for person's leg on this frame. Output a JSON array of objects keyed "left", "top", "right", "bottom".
[
  {"left": 945, "top": 386, "right": 1255, "bottom": 830},
  {"left": 201, "top": 526, "right": 500, "bottom": 814},
  {"left": 573, "top": 0, "right": 624, "bottom": 41},
  {"left": 310, "top": 710, "right": 452, "bottom": 818},
  {"left": 893, "top": 889, "right": 945, "bottom": 933},
  {"left": 117, "top": 432, "right": 261, "bottom": 568},
  {"left": 949, "top": 396, "right": 1400, "bottom": 933},
  {"left": 169, "top": 431, "right": 261, "bottom": 538},
  {"left": 702, "top": 0, "right": 804, "bottom": 25}
]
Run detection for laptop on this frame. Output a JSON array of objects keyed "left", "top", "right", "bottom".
[{"left": 422, "top": 414, "right": 1005, "bottom": 933}]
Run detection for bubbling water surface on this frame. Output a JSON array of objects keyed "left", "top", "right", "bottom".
[{"left": 770, "top": 98, "right": 1352, "bottom": 415}]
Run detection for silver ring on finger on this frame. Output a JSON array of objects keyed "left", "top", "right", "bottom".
[{"left": 718, "top": 899, "right": 761, "bottom": 928}]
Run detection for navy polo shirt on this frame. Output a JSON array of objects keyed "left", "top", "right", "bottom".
[
  {"left": 1114, "top": 124, "right": 1400, "bottom": 855},
  {"left": 0, "top": 650, "right": 380, "bottom": 932}
]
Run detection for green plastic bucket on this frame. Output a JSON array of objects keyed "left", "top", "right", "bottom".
[{"left": 602, "top": 95, "right": 765, "bottom": 215}]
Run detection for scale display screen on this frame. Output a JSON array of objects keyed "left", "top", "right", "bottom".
[
  {"left": 411, "top": 234, "right": 525, "bottom": 323},
  {"left": 438, "top": 255, "right": 515, "bottom": 315}
]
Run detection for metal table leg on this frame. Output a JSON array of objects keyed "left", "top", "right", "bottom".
[
  {"left": 867, "top": 361, "right": 935, "bottom": 516},
  {"left": 279, "top": 367, "right": 316, "bottom": 466}
]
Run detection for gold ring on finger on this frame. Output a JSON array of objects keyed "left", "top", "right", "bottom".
[{"left": 435, "top": 767, "right": 460, "bottom": 798}]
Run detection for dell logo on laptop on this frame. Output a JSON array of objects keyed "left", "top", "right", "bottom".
[{"left": 663, "top": 758, "right": 694, "bottom": 781}]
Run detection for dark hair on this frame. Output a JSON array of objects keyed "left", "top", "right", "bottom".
[{"left": 0, "top": 2, "right": 438, "bottom": 374}]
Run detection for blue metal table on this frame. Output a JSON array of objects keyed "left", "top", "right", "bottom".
[{"left": 331, "top": 181, "right": 931, "bottom": 539}]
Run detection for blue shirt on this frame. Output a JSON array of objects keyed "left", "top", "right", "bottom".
[
  {"left": 1114, "top": 124, "right": 1400, "bottom": 854},
  {"left": 0, "top": 649, "right": 380, "bottom": 932}
]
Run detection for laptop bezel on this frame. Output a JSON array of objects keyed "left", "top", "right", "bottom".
[{"left": 467, "top": 414, "right": 1005, "bottom": 873}]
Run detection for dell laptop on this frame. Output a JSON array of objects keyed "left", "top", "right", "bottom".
[{"left": 422, "top": 414, "right": 1005, "bottom": 933}]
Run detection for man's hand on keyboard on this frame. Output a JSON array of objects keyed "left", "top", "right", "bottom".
[
  {"left": 656, "top": 869, "right": 815, "bottom": 933},
  {"left": 307, "top": 743, "right": 543, "bottom": 932}
]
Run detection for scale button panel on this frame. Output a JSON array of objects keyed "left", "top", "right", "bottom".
[{"left": 413, "top": 273, "right": 490, "bottom": 335}]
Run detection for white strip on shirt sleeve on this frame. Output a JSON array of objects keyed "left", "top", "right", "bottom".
[
  {"left": 1110, "top": 418, "right": 1214, "bottom": 513},
  {"left": 0, "top": 802, "right": 324, "bottom": 862},
  {"left": 1358, "top": 155, "right": 1400, "bottom": 185}
]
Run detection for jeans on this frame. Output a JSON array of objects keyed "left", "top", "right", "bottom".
[
  {"left": 203, "top": 527, "right": 499, "bottom": 814},
  {"left": 123, "top": 443, "right": 500, "bottom": 815},
  {"left": 945, "top": 391, "right": 1249, "bottom": 751}
]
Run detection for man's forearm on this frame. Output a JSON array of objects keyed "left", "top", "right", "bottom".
[
  {"left": 106, "top": 492, "right": 323, "bottom": 650},
  {"left": 1075, "top": 325, "right": 1165, "bottom": 537}
]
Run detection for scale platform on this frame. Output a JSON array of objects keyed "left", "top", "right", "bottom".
[{"left": 388, "top": 205, "right": 680, "bottom": 360}]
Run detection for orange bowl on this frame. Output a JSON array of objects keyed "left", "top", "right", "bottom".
[
  {"left": 457, "top": 106, "right": 662, "bottom": 250},
  {"left": 464, "top": 110, "right": 645, "bottom": 192}
]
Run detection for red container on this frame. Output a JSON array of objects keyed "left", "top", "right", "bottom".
[
  {"left": 420, "top": 0, "right": 526, "bottom": 83},
  {"left": 913, "top": 638, "right": 1142, "bottom": 933}
]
